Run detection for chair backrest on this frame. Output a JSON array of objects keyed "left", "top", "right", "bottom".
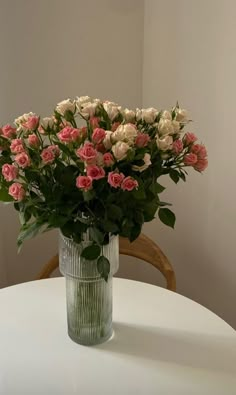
[{"left": 37, "top": 233, "right": 176, "bottom": 291}]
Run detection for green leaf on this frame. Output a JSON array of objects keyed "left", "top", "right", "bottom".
[
  {"left": 132, "top": 186, "right": 146, "bottom": 200},
  {"left": 158, "top": 201, "right": 172, "bottom": 207},
  {"left": 17, "top": 221, "right": 45, "bottom": 249},
  {"left": 90, "top": 227, "right": 104, "bottom": 245},
  {"left": 14, "top": 203, "right": 20, "bottom": 211},
  {"left": 81, "top": 244, "right": 101, "bottom": 260},
  {"left": 143, "top": 202, "right": 159, "bottom": 222},
  {"left": 149, "top": 182, "right": 165, "bottom": 195},
  {"left": 169, "top": 169, "right": 180, "bottom": 184},
  {"left": 0, "top": 188, "right": 13, "bottom": 202},
  {"left": 135, "top": 210, "right": 144, "bottom": 225},
  {"left": 179, "top": 171, "right": 186, "bottom": 182},
  {"left": 120, "top": 218, "right": 133, "bottom": 238},
  {"left": 107, "top": 204, "right": 123, "bottom": 221},
  {"left": 103, "top": 220, "right": 119, "bottom": 233},
  {"left": 97, "top": 256, "right": 110, "bottom": 281},
  {"left": 129, "top": 224, "right": 142, "bottom": 242},
  {"left": 126, "top": 149, "right": 135, "bottom": 162},
  {"left": 83, "top": 190, "right": 95, "bottom": 202},
  {"left": 48, "top": 213, "right": 68, "bottom": 227},
  {"left": 19, "top": 208, "right": 31, "bottom": 226},
  {"left": 158, "top": 208, "right": 176, "bottom": 229}
]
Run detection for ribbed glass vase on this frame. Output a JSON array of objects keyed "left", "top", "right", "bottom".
[{"left": 59, "top": 232, "right": 119, "bottom": 346}]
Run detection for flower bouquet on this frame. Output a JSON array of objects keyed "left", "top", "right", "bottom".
[{"left": 0, "top": 96, "right": 207, "bottom": 344}]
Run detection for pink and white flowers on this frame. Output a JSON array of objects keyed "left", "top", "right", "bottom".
[
  {"left": 28, "top": 134, "right": 40, "bottom": 148},
  {"left": 10, "top": 139, "right": 25, "bottom": 154},
  {"left": 15, "top": 152, "right": 31, "bottom": 168},
  {"left": 76, "top": 142, "right": 97, "bottom": 163},
  {"left": 76, "top": 175, "right": 92, "bottom": 191},
  {"left": 2, "top": 125, "right": 17, "bottom": 139},
  {"left": 108, "top": 171, "right": 125, "bottom": 188},
  {"left": 86, "top": 165, "right": 105, "bottom": 180},
  {"left": 8, "top": 183, "right": 25, "bottom": 201},
  {"left": 2, "top": 164, "right": 18, "bottom": 182},
  {"left": 121, "top": 176, "right": 138, "bottom": 191},
  {"left": 0, "top": 96, "right": 208, "bottom": 253},
  {"left": 92, "top": 128, "right": 106, "bottom": 144}
]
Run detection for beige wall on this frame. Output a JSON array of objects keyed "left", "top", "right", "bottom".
[
  {"left": 143, "top": 0, "right": 236, "bottom": 328},
  {"left": 0, "top": 0, "right": 144, "bottom": 285}
]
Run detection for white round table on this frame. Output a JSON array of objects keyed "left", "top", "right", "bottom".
[{"left": 0, "top": 278, "right": 235, "bottom": 395}]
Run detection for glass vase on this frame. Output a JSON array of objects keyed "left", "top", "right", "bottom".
[{"left": 59, "top": 231, "right": 119, "bottom": 346}]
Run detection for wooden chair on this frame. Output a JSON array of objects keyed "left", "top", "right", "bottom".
[{"left": 37, "top": 233, "right": 176, "bottom": 291}]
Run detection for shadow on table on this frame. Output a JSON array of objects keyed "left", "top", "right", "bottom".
[{"left": 97, "top": 322, "right": 236, "bottom": 374}]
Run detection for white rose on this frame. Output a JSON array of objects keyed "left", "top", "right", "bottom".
[
  {"left": 41, "top": 117, "right": 54, "bottom": 129},
  {"left": 175, "top": 108, "right": 188, "bottom": 122},
  {"left": 112, "top": 141, "right": 130, "bottom": 161},
  {"left": 142, "top": 108, "right": 158, "bottom": 124},
  {"left": 162, "top": 110, "right": 172, "bottom": 120},
  {"left": 158, "top": 119, "right": 174, "bottom": 136},
  {"left": 132, "top": 153, "right": 152, "bottom": 172},
  {"left": 96, "top": 152, "right": 104, "bottom": 166},
  {"left": 123, "top": 108, "right": 135, "bottom": 123},
  {"left": 103, "top": 101, "right": 121, "bottom": 121},
  {"left": 76, "top": 96, "right": 91, "bottom": 109},
  {"left": 136, "top": 108, "right": 158, "bottom": 123},
  {"left": 172, "top": 120, "right": 180, "bottom": 133},
  {"left": 93, "top": 98, "right": 101, "bottom": 105},
  {"left": 136, "top": 108, "right": 142, "bottom": 121},
  {"left": 103, "top": 131, "right": 113, "bottom": 149},
  {"left": 80, "top": 102, "right": 98, "bottom": 119},
  {"left": 112, "top": 124, "right": 137, "bottom": 145},
  {"left": 56, "top": 99, "right": 76, "bottom": 116},
  {"left": 156, "top": 135, "right": 173, "bottom": 151}
]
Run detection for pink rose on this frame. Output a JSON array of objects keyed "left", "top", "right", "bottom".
[
  {"left": 10, "top": 139, "right": 25, "bottom": 154},
  {"left": 172, "top": 139, "right": 183, "bottom": 154},
  {"left": 22, "top": 116, "right": 39, "bottom": 130},
  {"left": 121, "top": 176, "right": 138, "bottom": 191},
  {"left": 135, "top": 133, "right": 150, "bottom": 148},
  {"left": 8, "top": 182, "right": 25, "bottom": 201},
  {"left": 57, "top": 126, "right": 77, "bottom": 143},
  {"left": 41, "top": 147, "right": 55, "bottom": 164},
  {"left": 183, "top": 153, "right": 198, "bottom": 166},
  {"left": 107, "top": 171, "right": 125, "bottom": 188},
  {"left": 2, "top": 164, "right": 18, "bottom": 182},
  {"left": 86, "top": 165, "right": 105, "bottom": 180},
  {"left": 194, "top": 158, "right": 208, "bottom": 172},
  {"left": 111, "top": 122, "right": 121, "bottom": 132},
  {"left": 103, "top": 153, "right": 114, "bottom": 167},
  {"left": 92, "top": 128, "right": 106, "bottom": 144},
  {"left": 28, "top": 134, "right": 40, "bottom": 148},
  {"left": 38, "top": 125, "right": 46, "bottom": 134},
  {"left": 191, "top": 144, "right": 207, "bottom": 159},
  {"left": 76, "top": 142, "right": 97, "bottom": 163},
  {"left": 76, "top": 175, "right": 93, "bottom": 191},
  {"left": 79, "top": 126, "right": 87, "bottom": 139},
  {"left": 2, "top": 125, "right": 17, "bottom": 139},
  {"left": 15, "top": 152, "right": 31, "bottom": 168},
  {"left": 90, "top": 117, "right": 100, "bottom": 129},
  {"left": 48, "top": 144, "right": 60, "bottom": 156},
  {"left": 95, "top": 143, "right": 106, "bottom": 153},
  {"left": 184, "top": 132, "right": 198, "bottom": 145},
  {"left": 70, "top": 129, "right": 81, "bottom": 142}
]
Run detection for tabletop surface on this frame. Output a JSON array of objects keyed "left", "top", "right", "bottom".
[{"left": 0, "top": 278, "right": 235, "bottom": 395}]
